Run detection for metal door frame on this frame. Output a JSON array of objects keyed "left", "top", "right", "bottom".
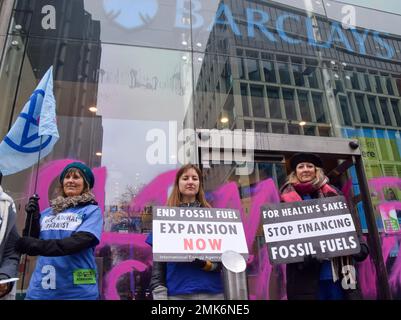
[{"left": 197, "top": 131, "right": 391, "bottom": 299}]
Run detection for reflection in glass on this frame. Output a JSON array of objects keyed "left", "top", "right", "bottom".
[
  {"left": 241, "top": 84, "right": 250, "bottom": 117},
  {"left": 298, "top": 91, "right": 311, "bottom": 122},
  {"left": 277, "top": 62, "right": 291, "bottom": 85},
  {"left": 391, "top": 100, "right": 401, "bottom": 126},
  {"left": 312, "top": 93, "right": 326, "bottom": 123},
  {"left": 272, "top": 123, "right": 285, "bottom": 134},
  {"left": 307, "top": 68, "right": 319, "bottom": 89},
  {"left": 267, "top": 88, "right": 281, "bottom": 119},
  {"left": 292, "top": 64, "right": 305, "bottom": 87},
  {"left": 262, "top": 60, "right": 277, "bottom": 83},
  {"left": 387, "top": 78, "right": 395, "bottom": 95},
  {"left": 363, "top": 74, "right": 372, "bottom": 91},
  {"left": 380, "top": 99, "right": 393, "bottom": 126},
  {"left": 283, "top": 90, "right": 296, "bottom": 121},
  {"left": 339, "top": 96, "right": 352, "bottom": 126},
  {"left": 355, "top": 95, "right": 369, "bottom": 123},
  {"left": 247, "top": 58, "right": 261, "bottom": 81},
  {"left": 368, "top": 97, "right": 381, "bottom": 124},
  {"left": 255, "top": 121, "right": 268, "bottom": 133},
  {"left": 375, "top": 75, "right": 384, "bottom": 93},
  {"left": 250, "top": 85, "right": 265, "bottom": 118}
]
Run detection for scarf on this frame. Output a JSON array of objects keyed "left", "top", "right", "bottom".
[
  {"left": 280, "top": 175, "right": 339, "bottom": 203},
  {"left": 50, "top": 192, "right": 97, "bottom": 214}
]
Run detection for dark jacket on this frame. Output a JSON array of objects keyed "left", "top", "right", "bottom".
[
  {"left": 0, "top": 187, "right": 20, "bottom": 298},
  {"left": 281, "top": 182, "right": 369, "bottom": 300}
]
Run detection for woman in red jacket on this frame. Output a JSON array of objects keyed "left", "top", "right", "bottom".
[{"left": 280, "top": 153, "right": 369, "bottom": 300}]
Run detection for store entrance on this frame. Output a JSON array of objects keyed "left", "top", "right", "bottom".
[{"left": 198, "top": 132, "right": 391, "bottom": 300}]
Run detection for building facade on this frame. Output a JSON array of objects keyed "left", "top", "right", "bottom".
[{"left": 0, "top": 0, "right": 401, "bottom": 299}]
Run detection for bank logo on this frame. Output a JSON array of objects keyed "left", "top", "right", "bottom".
[
  {"left": 103, "top": 0, "right": 159, "bottom": 30},
  {"left": 4, "top": 90, "right": 52, "bottom": 153}
]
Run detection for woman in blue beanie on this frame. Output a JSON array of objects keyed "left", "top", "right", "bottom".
[{"left": 15, "top": 162, "right": 103, "bottom": 300}]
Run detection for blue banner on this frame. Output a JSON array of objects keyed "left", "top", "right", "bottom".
[{"left": 0, "top": 66, "right": 59, "bottom": 175}]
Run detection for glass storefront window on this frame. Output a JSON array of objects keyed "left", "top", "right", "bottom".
[
  {"left": 267, "top": 87, "right": 281, "bottom": 119},
  {"left": 380, "top": 98, "right": 394, "bottom": 126},
  {"left": 283, "top": 89, "right": 296, "bottom": 121},
  {"left": 355, "top": 94, "right": 369, "bottom": 123},
  {"left": 338, "top": 96, "right": 353, "bottom": 126},
  {"left": 312, "top": 93, "right": 326, "bottom": 123},
  {"left": 262, "top": 60, "right": 277, "bottom": 83},
  {"left": 298, "top": 90, "right": 312, "bottom": 122},
  {"left": 368, "top": 97, "right": 381, "bottom": 124},
  {"left": 391, "top": 100, "right": 401, "bottom": 126},
  {"left": 246, "top": 58, "right": 261, "bottom": 81},
  {"left": 241, "top": 84, "right": 250, "bottom": 117},
  {"left": 13, "top": 0, "right": 192, "bottom": 51},
  {"left": 277, "top": 61, "right": 291, "bottom": 85},
  {"left": 0, "top": 34, "right": 26, "bottom": 139},
  {"left": 2, "top": 0, "right": 401, "bottom": 301},
  {"left": 250, "top": 85, "right": 265, "bottom": 118}
]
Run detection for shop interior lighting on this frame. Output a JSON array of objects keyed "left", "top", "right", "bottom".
[
  {"left": 299, "top": 121, "right": 306, "bottom": 126},
  {"left": 220, "top": 116, "right": 229, "bottom": 124}
]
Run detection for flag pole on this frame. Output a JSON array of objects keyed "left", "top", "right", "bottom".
[{"left": 19, "top": 135, "right": 43, "bottom": 294}]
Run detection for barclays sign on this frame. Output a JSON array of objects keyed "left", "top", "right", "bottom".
[{"left": 102, "top": 0, "right": 396, "bottom": 60}]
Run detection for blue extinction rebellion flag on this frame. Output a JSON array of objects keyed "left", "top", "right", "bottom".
[{"left": 0, "top": 66, "right": 59, "bottom": 175}]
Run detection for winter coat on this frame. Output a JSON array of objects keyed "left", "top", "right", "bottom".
[
  {"left": 0, "top": 186, "right": 20, "bottom": 296},
  {"left": 281, "top": 181, "right": 369, "bottom": 300}
]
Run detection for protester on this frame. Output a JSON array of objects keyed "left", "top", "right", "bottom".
[
  {"left": 280, "top": 153, "right": 369, "bottom": 300},
  {"left": 0, "top": 176, "right": 20, "bottom": 299},
  {"left": 15, "top": 162, "right": 103, "bottom": 300},
  {"left": 148, "top": 164, "right": 224, "bottom": 300}
]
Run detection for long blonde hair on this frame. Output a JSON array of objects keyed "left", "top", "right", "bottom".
[
  {"left": 286, "top": 166, "right": 326, "bottom": 187},
  {"left": 167, "top": 164, "right": 211, "bottom": 208}
]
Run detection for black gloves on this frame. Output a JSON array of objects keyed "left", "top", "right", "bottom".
[
  {"left": 15, "top": 237, "right": 36, "bottom": 255},
  {"left": 23, "top": 195, "right": 40, "bottom": 238},
  {"left": 15, "top": 232, "right": 99, "bottom": 256},
  {"left": 25, "top": 195, "right": 40, "bottom": 215},
  {"left": 192, "top": 258, "right": 207, "bottom": 269},
  {"left": 352, "top": 243, "right": 370, "bottom": 262}
]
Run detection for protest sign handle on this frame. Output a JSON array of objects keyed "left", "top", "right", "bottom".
[
  {"left": 33, "top": 135, "right": 43, "bottom": 195},
  {"left": 20, "top": 135, "right": 43, "bottom": 293}
]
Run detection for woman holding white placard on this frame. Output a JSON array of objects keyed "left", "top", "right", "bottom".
[{"left": 148, "top": 164, "right": 224, "bottom": 300}]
